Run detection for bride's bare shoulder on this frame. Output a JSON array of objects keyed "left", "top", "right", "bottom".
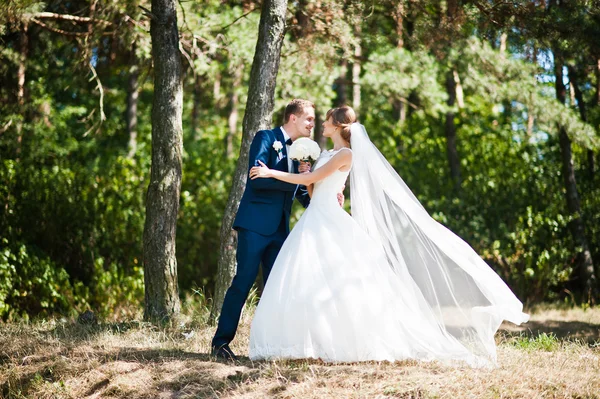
[{"left": 335, "top": 147, "right": 353, "bottom": 159}]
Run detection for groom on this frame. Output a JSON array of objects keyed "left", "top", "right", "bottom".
[{"left": 211, "top": 99, "right": 315, "bottom": 360}]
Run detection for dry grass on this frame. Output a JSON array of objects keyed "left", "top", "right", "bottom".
[{"left": 1, "top": 304, "right": 599, "bottom": 399}]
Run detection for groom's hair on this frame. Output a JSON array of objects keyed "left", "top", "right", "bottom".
[{"left": 283, "top": 99, "right": 315, "bottom": 123}]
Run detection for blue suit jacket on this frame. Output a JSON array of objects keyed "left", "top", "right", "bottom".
[{"left": 233, "top": 127, "right": 310, "bottom": 236}]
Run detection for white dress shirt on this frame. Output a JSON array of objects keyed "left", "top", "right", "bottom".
[{"left": 280, "top": 126, "right": 293, "bottom": 173}]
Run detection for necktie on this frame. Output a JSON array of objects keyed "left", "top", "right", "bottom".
[{"left": 285, "top": 138, "right": 293, "bottom": 146}]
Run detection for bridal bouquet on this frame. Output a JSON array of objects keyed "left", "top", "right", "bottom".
[{"left": 289, "top": 137, "right": 321, "bottom": 162}]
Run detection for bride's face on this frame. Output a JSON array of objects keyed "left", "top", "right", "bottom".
[{"left": 322, "top": 117, "right": 338, "bottom": 138}]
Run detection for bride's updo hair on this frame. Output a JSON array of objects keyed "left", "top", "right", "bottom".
[{"left": 325, "top": 106, "right": 357, "bottom": 142}]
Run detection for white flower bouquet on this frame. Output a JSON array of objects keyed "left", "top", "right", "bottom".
[{"left": 288, "top": 137, "right": 321, "bottom": 162}]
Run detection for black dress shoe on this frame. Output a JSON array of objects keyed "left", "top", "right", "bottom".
[{"left": 211, "top": 344, "right": 238, "bottom": 361}]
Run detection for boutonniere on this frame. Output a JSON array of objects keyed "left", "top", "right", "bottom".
[{"left": 272, "top": 140, "right": 283, "bottom": 154}]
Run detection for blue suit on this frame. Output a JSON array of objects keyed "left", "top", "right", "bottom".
[{"left": 212, "top": 127, "right": 310, "bottom": 348}]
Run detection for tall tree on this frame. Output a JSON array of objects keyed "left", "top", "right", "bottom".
[
  {"left": 352, "top": 26, "right": 361, "bottom": 114},
  {"left": 334, "top": 59, "right": 348, "bottom": 106},
  {"left": 567, "top": 64, "right": 593, "bottom": 178},
  {"left": 445, "top": 69, "right": 461, "bottom": 191},
  {"left": 211, "top": 0, "right": 289, "bottom": 323},
  {"left": 392, "top": 0, "right": 406, "bottom": 124},
  {"left": 15, "top": 21, "right": 28, "bottom": 160},
  {"left": 143, "top": 0, "right": 183, "bottom": 322},
  {"left": 225, "top": 63, "right": 244, "bottom": 158},
  {"left": 444, "top": 3, "right": 461, "bottom": 192},
  {"left": 554, "top": 50, "right": 597, "bottom": 301},
  {"left": 126, "top": 43, "right": 139, "bottom": 159}
]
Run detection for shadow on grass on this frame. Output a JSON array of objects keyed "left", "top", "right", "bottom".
[
  {"left": 83, "top": 348, "right": 261, "bottom": 398},
  {"left": 43, "top": 320, "right": 156, "bottom": 343},
  {"left": 1, "top": 343, "right": 266, "bottom": 399},
  {"left": 500, "top": 319, "right": 600, "bottom": 344}
]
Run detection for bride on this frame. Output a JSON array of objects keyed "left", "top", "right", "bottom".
[{"left": 247, "top": 106, "right": 528, "bottom": 366}]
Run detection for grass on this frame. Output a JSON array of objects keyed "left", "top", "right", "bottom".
[{"left": 0, "top": 303, "right": 599, "bottom": 398}]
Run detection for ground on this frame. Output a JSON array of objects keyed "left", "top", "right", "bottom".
[{"left": 1, "top": 304, "right": 599, "bottom": 398}]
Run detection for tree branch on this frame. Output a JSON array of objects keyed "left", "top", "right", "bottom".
[
  {"left": 31, "top": 18, "right": 115, "bottom": 36},
  {"left": 123, "top": 14, "right": 149, "bottom": 32},
  {"left": 179, "top": 42, "right": 195, "bottom": 77},
  {"left": 88, "top": 63, "right": 106, "bottom": 125},
  {"left": 138, "top": 6, "right": 158, "bottom": 21},
  {"left": 32, "top": 11, "right": 113, "bottom": 25},
  {"left": 0, "top": 119, "right": 13, "bottom": 135},
  {"left": 220, "top": 7, "right": 257, "bottom": 30},
  {"left": 471, "top": 1, "right": 501, "bottom": 26}
]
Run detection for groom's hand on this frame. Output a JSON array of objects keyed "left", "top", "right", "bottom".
[
  {"left": 337, "top": 185, "right": 345, "bottom": 207},
  {"left": 298, "top": 161, "right": 311, "bottom": 174}
]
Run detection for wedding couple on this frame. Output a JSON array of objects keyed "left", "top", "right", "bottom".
[{"left": 211, "top": 99, "right": 529, "bottom": 367}]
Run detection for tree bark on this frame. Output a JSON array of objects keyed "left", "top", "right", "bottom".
[
  {"left": 126, "top": 43, "right": 139, "bottom": 159},
  {"left": 225, "top": 63, "right": 244, "bottom": 158},
  {"left": 527, "top": 45, "right": 537, "bottom": 136},
  {"left": 446, "top": 0, "right": 459, "bottom": 21},
  {"left": 596, "top": 59, "right": 600, "bottom": 106},
  {"left": 499, "top": 32, "right": 507, "bottom": 54},
  {"left": 351, "top": 28, "right": 361, "bottom": 115},
  {"left": 16, "top": 22, "right": 28, "bottom": 160},
  {"left": 191, "top": 75, "right": 201, "bottom": 141},
  {"left": 392, "top": 1, "right": 406, "bottom": 124},
  {"left": 213, "top": 70, "right": 222, "bottom": 107},
  {"left": 293, "top": 0, "right": 311, "bottom": 39},
  {"left": 210, "top": 0, "right": 288, "bottom": 324},
  {"left": 143, "top": 0, "right": 183, "bottom": 323},
  {"left": 567, "top": 65, "right": 593, "bottom": 178},
  {"left": 394, "top": 1, "right": 404, "bottom": 50},
  {"left": 445, "top": 69, "right": 461, "bottom": 191},
  {"left": 334, "top": 59, "right": 348, "bottom": 106},
  {"left": 554, "top": 54, "right": 597, "bottom": 301},
  {"left": 314, "top": 109, "right": 326, "bottom": 149}
]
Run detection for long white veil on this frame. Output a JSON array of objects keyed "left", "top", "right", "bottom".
[{"left": 349, "top": 123, "right": 529, "bottom": 364}]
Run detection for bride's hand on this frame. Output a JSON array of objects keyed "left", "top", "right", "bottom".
[{"left": 249, "top": 160, "right": 272, "bottom": 179}]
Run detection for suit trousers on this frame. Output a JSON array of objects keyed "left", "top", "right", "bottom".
[{"left": 212, "top": 217, "right": 287, "bottom": 348}]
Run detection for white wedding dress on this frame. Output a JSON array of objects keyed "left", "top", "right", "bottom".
[{"left": 249, "top": 124, "right": 528, "bottom": 367}]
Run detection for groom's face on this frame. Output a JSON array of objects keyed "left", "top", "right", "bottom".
[{"left": 291, "top": 107, "right": 315, "bottom": 139}]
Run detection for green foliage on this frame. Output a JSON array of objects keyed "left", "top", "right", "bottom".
[
  {"left": 177, "top": 124, "right": 235, "bottom": 292},
  {"left": 0, "top": 239, "right": 74, "bottom": 319},
  {"left": 1, "top": 0, "right": 600, "bottom": 319}
]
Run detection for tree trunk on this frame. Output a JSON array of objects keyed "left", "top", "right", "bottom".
[
  {"left": 143, "top": 0, "right": 183, "bottom": 323},
  {"left": 555, "top": 54, "right": 597, "bottom": 301},
  {"left": 446, "top": 0, "right": 459, "bottom": 21},
  {"left": 191, "top": 75, "right": 201, "bottom": 141},
  {"left": 596, "top": 58, "right": 600, "bottom": 106},
  {"left": 392, "top": 1, "right": 406, "bottom": 124},
  {"left": 314, "top": 109, "right": 326, "bottom": 148},
  {"left": 214, "top": 70, "right": 222, "bottom": 107},
  {"left": 210, "top": 0, "right": 288, "bottom": 324},
  {"left": 334, "top": 59, "right": 348, "bottom": 106},
  {"left": 126, "top": 44, "right": 139, "bottom": 159},
  {"left": 394, "top": 1, "right": 404, "bottom": 50},
  {"left": 453, "top": 70, "right": 464, "bottom": 109},
  {"left": 225, "top": 63, "right": 244, "bottom": 158},
  {"left": 527, "top": 45, "right": 537, "bottom": 136},
  {"left": 293, "top": 0, "right": 310, "bottom": 38},
  {"left": 568, "top": 65, "right": 593, "bottom": 178},
  {"left": 16, "top": 22, "right": 28, "bottom": 160},
  {"left": 351, "top": 31, "right": 361, "bottom": 115},
  {"left": 499, "top": 32, "right": 507, "bottom": 54},
  {"left": 595, "top": 58, "right": 600, "bottom": 177},
  {"left": 445, "top": 69, "right": 461, "bottom": 191}
]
